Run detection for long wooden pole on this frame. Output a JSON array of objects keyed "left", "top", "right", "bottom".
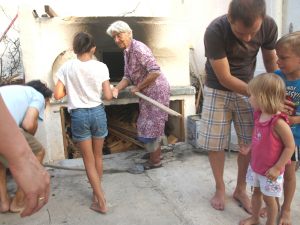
[
  {"left": 0, "top": 14, "right": 18, "bottom": 43},
  {"left": 135, "top": 92, "right": 182, "bottom": 117}
]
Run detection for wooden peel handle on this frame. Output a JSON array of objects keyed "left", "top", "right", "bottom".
[{"left": 135, "top": 92, "right": 182, "bottom": 118}]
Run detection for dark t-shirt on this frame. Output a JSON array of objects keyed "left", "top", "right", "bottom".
[{"left": 204, "top": 14, "right": 278, "bottom": 91}]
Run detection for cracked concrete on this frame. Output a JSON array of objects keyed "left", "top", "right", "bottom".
[{"left": 1, "top": 143, "right": 300, "bottom": 225}]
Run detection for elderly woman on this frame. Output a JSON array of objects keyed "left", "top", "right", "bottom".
[{"left": 106, "top": 20, "right": 170, "bottom": 173}]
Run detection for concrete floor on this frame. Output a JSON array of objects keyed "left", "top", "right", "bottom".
[{"left": 1, "top": 143, "right": 300, "bottom": 225}]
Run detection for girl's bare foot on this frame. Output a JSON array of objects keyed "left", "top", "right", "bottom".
[
  {"left": 239, "top": 216, "right": 260, "bottom": 225},
  {"left": 9, "top": 197, "right": 25, "bottom": 213},
  {"left": 0, "top": 195, "right": 10, "bottom": 213},
  {"left": 90, "top": 201, "right": 108, "bottom": 214}
]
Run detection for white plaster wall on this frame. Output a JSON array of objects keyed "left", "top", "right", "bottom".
[
  {"left": 170, "top": 94, "right": 195, "bottom": 141},
  {"left": 18, "top": 9, "right": 84, "bottom": 88},
  {"left": 282, "top": 0, "right": 300, "bottom": 34},
  {"left": 3, "top": 1, "right": 287, "bottom": 80},
  {"left": 255, "top": 0, "right": 283, "bottom": 75},
  {"left": 19, "top": 0, "right": 190, "bottom": 87},
  {"left": 35, "top": 104, "right": 66, "bottom": 162}
]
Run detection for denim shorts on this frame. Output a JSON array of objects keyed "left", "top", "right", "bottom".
[{"left": 70, "top": 104, "right": 108, "bottom": 142}]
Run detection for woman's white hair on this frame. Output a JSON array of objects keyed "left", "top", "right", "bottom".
[{"left": 106, "top": 20, "right": 133, "bottom": 38}]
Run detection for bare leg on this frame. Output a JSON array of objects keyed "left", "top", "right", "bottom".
[
  {"left": 149, "top": 146, "right": 161, "bottom": 165},
  {"left": 92, "top": 138, "right": 104, "bottom": 203},
  {"left": 233, "top": 152, "right": 252, "bottom": 214},
  {"left": 0, "top": 163, "right": 10, "bottom": 213},
  {"left": 263, "top": 195, "right": 279, "bottom": 225},
  {"left": 208, "top": 151, "right": 225, "bottom": 210},
  {"left": 79, "top": 139, "right": 107, "bottom": 214},
  {"left": 239, "top": 187, "right": 261, "bottom": 225},
  {"left": 279, "top": 162, "right": 296, "bottom": 225}
]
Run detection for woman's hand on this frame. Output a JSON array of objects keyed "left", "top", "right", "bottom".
[{"left": 130, "top": 86, "right": 140, "bottom": 94}]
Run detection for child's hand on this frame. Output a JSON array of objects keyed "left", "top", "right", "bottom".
[
  {"left": 265, "top": 167, "right": 281, "bottom": 181},
  {"left": 112, "top": 87, "right": 119, "bottom": 98},
  {"left": 239, "top": 143, "right": 251, "bottom": 155}
]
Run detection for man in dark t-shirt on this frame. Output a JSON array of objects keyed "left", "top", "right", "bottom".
[{"left": 198, "top": 0, "right": 278, "bottom": 213}]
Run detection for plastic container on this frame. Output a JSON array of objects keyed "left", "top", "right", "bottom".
[{"left": 187, "top": 114, "right": 201, "bottom": 148}]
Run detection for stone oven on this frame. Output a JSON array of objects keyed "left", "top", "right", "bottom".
[{"left": 19, "top": 7, "right": 195, "bottom": 162}]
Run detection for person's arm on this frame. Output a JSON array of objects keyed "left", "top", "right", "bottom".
[
  {"left": 209, "top": 58, "right": 249, "bottom": 96},
  {"left": 54, "top": 80, "right": 66, "bottom": 100},
  {"left": 102, "top": 80, "right": 113, "bottom": 100},
  {"left": 265, "top": 118, "right": 295, "bottom": 181},
  {"left": 21, "top": 107, "right": 39, "bottom": 135},
  {"left": 288, "top": 115, "right": 300, "bottom": 125},
  {"left": 0, "top": 96, "right": 50, "bottom": 217},
  {"left": 112, "top": 78, "right": 130, "bottom": 98},
  {"left": 261, "top": 48, "right": 278, "bottom": 72},
  {"left": 131, "top": 72, "right": 160, "bottom": 93}
]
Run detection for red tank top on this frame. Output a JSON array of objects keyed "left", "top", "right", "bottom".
[{"left": 250, "top": 111, "right": 289, "bottom": 175}]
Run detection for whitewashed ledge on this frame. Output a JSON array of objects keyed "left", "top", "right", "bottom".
[{"left": 50, "top": 85, "right": 196, "bottom": 105}]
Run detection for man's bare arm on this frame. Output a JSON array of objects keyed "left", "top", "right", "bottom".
[
  {"left": 209, "top": 58, "right": 249, "bottom": 96},
  {"left": 0, "top": 96, "right": 50, "bottom": 217},
  {"left": 21, "top": 107, "right": 39, "bottom": 135},
  {"left": 261, "top": 48, "right": 278, "bottom": 72}
]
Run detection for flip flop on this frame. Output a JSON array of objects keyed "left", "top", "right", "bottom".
[
  {"left": 142, "top": 161, "right": 162, "bottom": 170},
  {"left": 141, "top": 153, "right": 164, "bottom": 160},
  {"left": 127, "top": 161, "right": 162, "bottom": 174}
]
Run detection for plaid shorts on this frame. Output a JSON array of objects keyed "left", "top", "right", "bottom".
[{"left": 198, "top": 86, "right": 253, "bottom": 151}]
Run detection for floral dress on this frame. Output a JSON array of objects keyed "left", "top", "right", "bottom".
[{"left": 123, "top": 39, "right": 170, "bottom": 139}]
